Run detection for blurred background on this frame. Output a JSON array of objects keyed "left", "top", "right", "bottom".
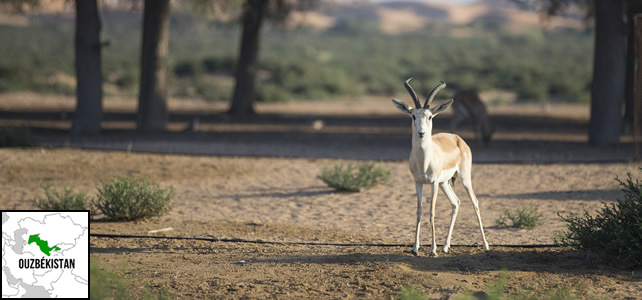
[
  {"left": 0, "top": 0, "right": 593, "bottom": 103},
  {"left": 0, "top": 0, "right": 639, "bottom": 161}
]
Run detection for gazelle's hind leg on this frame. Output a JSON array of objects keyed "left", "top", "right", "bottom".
[
  {"left": 439, "top": 180, "right": 460, "bottom": 253},
  {"left": 461, "top": 173, "right": 490, "bottom": 250}
]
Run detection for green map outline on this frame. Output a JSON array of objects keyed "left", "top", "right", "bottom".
[{"left": 28, "top": 233, "right": 61, "bottom": 256}]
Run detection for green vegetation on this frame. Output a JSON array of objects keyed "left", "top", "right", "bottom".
[
  {"left": 318, "top": 162, "right": 391, "bottom": 192},
  {"left": 479, "top": 270, "right": 509, "bottom": 300},
  {"left": 555, "top": 169, "right": 642, "bottom": 267},
  {"left": 27, "top": 234, "right": 60, "bottom": 256},
  {"left": 496, "top": 205, "right": 544, "bottom": 230},
  {"left": 91, "top": 258, "right": 172, "bottom": 300},
  {"left": 0, "top": 125, "right": 36, "bottom": 147},
  {"left": 90, "top": 259, "right": 129, "bottom": 300},
  {"left": 34, "top": 177, "right": 174, "bottom": 222},
  {"left": 455, "top": 270, "right": 590, "bottom": 300},
  {"left": 0, "top": 13, "right": 592, "bottom": 103},
  {"left": 34, "top": 184, "right": 92, "bottom": 211},
  {"left": 398, "top": 284, "right": 430, "bottom": 300},
  {"left": 95, "top": 176, "right": 174, "bottom": 221}
]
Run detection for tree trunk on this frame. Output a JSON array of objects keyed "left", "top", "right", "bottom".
[
  {"left": 228, "top": 0, "right": 267, "bottom": 116},
  {"left": 137, "top": 0, "right": 170, "bottom": 131},
  {"left": 589, "top": 0, "right": 627, "bottom": 145},
  {"left": 71, "top": 0, "right": 102, "bottom": 135},
  {"left": 624, "top": 15, "right": 634, "bottom": 133},
  {"left": 624, "top": 3, "right": 642, "bottom": 134}
]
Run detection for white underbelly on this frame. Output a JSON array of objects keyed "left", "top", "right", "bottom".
[
  {"left": 414, "top": 167, "right": 458, "bottom": 184},
  {"left": 436, "top": 167, "right": 458, "bottom": 183}
]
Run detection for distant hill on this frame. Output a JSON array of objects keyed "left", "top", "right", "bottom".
[
  {"left": 290, "top": 0, "right": 586, "bottom": 34},
  {"left": 0, "top": 0, "right": 585, "bottom": 34}
]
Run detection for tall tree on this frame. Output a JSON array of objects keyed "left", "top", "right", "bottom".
[
  {"left": 589, "top": 0, "right": 627, "bottom": 145},
  {"left": 137, "top": 0, "right": 171, "bottom": 131},
  {"left": 515, "top": 0, "right": 628, "bottom": 145},
  {"left": 228, "top": 0, "right": 268, "bottom": 116},
  {"left": 71, "top": 0, "right": 103, "bottom": 135},
  {"left": 227, "top": 0, "right": 315, "bottom": 116}
]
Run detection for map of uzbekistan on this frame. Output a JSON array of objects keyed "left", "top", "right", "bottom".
[
  {"left": 27, "top": 234, "right": 61, "bottom": 257},
  {"left": 2, "top": 211, "right": 88, "bottom": 298}
]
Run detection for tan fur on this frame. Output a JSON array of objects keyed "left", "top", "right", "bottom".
[{"left": 432, "top": 133, "right": 464, "bottom": 170}]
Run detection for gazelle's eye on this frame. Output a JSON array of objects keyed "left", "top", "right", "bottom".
[{"left": 412, "top": 115, "right": 416, "bottom": 120}]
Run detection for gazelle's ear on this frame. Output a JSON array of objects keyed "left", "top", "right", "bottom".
[
  {"left": 392, "top": 99, "right": 413, "bottom": 115},
  {"left": 431, "top": 98, "right": 453, "bottom": 115}
]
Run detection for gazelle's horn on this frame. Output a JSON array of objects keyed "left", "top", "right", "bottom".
[
  {"left": 404, "top": 77, "right": 421, "bottom": 108},
  {"left": 424, "top": 81, "right": 446, "bottom": 108}
]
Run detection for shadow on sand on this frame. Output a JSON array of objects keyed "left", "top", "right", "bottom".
[{"left": 2, "top": 110, "right": 635, "bottom": 163}]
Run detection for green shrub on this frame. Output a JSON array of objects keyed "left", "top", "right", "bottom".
[
  {"left": 173, "top": 60, "right": 199, "bottom": 78},
  {"left": 94, "top": 176, "right": 174, "bottom": 221},
  {"left": 496, "top": 205, "right": 543, "bottom": 230},
  {"left": 194, "top": 78, "right": 233, "bottom": 102},
  {"left": 257, "top": 83, "right": 290, "bottom": 102},
  {"left": 114, "top": 70, "right": 138, "bottom": 90},
  {"left": 555, "top": 169, "right": 642, "bottom": 267},
  {"left": 0, "top": 125, "right": 36, "bottom": 147},
  {"left": 318, "top": 162, "right": 391, "bottom": 192},
  {"left": 0, "top": 63, "right": 34, "bottom": 92},
  {"left": 33, "top": 184, "right": 91, "bottom": 211},
  {"left": 34, "top": 82, "right": 76, "bottom": 96},
  {"left": 201, "top": 56, "right": 236, "bottom": 74},
  {"left": 399, "top": 284, "right": 429, "bottom": 300}
]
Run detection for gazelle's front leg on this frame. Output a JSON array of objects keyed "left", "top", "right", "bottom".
[
  {"left": 429, "top": 182, "right": 439, "bottom": 257},
  {"left": 411, "top": 182, "right": 423, "bottom": 256}
]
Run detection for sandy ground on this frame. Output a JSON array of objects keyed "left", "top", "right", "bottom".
[
  {"left": 1, "top": 94, "right": 641, "bottom": 298},
  {"left": 2, "top": 148, "right": 637, "bottom": 247}
]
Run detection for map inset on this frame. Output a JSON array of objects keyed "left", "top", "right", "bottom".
[{"left": 2, "top": 211, "right": 89, "bottom": 298}]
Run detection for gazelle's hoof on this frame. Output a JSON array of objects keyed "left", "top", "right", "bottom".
[
  {"left": 410, "top": 249, "right": 418, "bottom": 256},
  {"left": 429, "top": 250, "right": 438, "bottom": 257},
  {"left": 442, "top": 246, "right": 450, "bottom": 253}
]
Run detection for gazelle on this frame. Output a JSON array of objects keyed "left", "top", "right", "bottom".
[
  {"left": 392, "top": 78, "right": 490, "bottom": 256},
  {"left": 451, "top": 90, "right": 495, "bottom": 147}
]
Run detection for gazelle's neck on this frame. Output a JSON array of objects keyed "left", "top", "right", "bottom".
[{"left": 411, "top": 126, "right": 433, "bottom": 162}]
